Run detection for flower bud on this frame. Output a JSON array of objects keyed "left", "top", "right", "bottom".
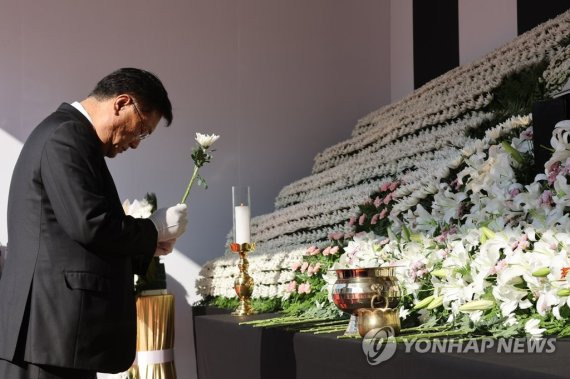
[
  {"left": 481, "top": 226, "right": 496, "bottom": 239},
  {"left": 557, "top": 288, "right": 570, "bottom": 297},
  {"left": 459, "top": 299, "right": 494, "bottom": 312},
  {"left": 532, "top": 267, "right": 551, "bottom": 277},
  {"left": 426, "top": 296, "right": 443, "bottom": 310},
  {"left": 501, "top": 141, "right": 524, "bottom": 164},
  {"left": 410, "top": 233, "right": 423, "bottom": 243},
  {"left": 412, "top": 295, "right": 434, "bottom": 310},
  {"left": 431, "top": 269, "right": 450, "bottom": 278}
]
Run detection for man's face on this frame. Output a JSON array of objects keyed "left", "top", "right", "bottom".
[{"left": 106, "top": 98, "right": 161, "bottom": 158}]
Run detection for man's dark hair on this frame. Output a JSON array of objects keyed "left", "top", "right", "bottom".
[{"left": 90, "top": 67, "right": 173, "bottom": 126}]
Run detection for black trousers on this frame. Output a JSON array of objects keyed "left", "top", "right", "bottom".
[{"left": 0, "top": 358, "right": 96, "bottom": 379}]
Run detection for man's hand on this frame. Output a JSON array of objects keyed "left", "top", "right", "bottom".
[
  {"left": 154, "top": 238, "right": 177, "bottom": 256},
  {"left": 148, "top": 203, "right": 188, "bottom": 241}
]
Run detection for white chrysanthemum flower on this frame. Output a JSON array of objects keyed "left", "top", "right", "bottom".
[
  {"left": 195, "top": 132, "right": 220, "bottom": 148},
  {"left": 122, "top": 198, "right": 154, "bottom": 218},
  {"left": 524, "top": 318, "right": 546, "bottom": 340}
]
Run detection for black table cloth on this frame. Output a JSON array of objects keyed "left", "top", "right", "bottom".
[{"left": 192, "top": 308, "right": 570, "bottom": 379}]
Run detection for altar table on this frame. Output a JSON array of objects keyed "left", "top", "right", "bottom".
[{"left": 192, "top": 307, "right": 570, "bottom": 379}]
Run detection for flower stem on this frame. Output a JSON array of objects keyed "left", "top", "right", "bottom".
[{"left": 181, "top": 165, "right": 199, "bottom": 204}]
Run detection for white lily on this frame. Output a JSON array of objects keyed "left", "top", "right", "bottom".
[{"left": 536, "top": 289, "right": 560, "bottom": 316}]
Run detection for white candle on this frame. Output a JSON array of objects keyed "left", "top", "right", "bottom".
[{"left": 234, "top": 205, "right": 251, "bottom": 244}]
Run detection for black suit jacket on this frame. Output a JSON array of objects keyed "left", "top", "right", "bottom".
[{"left": 0, "top": 103, "right": 158, "bottom": 373}]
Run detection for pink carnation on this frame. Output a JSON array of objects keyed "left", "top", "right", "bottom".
[
  {"left": 383, "top": 193, "right": 392, "bottom": 205},
  {"left": 313, "top": 263, "right": 321, "bottom": 274},
  {"left": 329, "top": 246, "right": 339, "bottom": 255},
  {"left": 298, "top": 283, "right": 311, "bottom": 294},
  {"left": 348, "top": 217, "right": 356, "bottom": 227},
  {"left": 374, "top": 196, "right": 382, "bottom": 208},
  {"left": 305, "top": 246, "right": 318, "bottom": 256},
  {"left": 389, "top": 181, "right": 400, "bottom": 192},
  {"left": 286, "top": 281, "right": 297, "bottom": 292},
  {"left": 380, "top": 182, "right": 391, "bottom": 192},
  {"left": 307, "top": 265, "right": 315, "bottom": 276},
  {"left": 328, "top": 232, "right": 344, "bottom": 240},
  {"left": 370, "top": 214, "right": 379, "bottom": 225},
  {"left": 379, "top": 208, "right": 388, "bottom": 219},
  {"left": 300, "top": 261, "right": 309, "bottom": 273},
  {"left": 322, "top": 246, "right": 331, "bottom": 256},
  {"left": 358, "top": 214, "right": 367, "bottom": 225},
  {"left": 291, "top": 262, "right": 302, "bottom": 271}
]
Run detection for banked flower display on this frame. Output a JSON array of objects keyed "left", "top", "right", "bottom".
[{"left": 197, "top": 10, "right": 570, "bottom": 338}]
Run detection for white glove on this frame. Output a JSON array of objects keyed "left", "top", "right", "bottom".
[
  {"left": 155, "top": 238, "right": 177, "bottom": 256},
  {"left": 148, "top": 203, "right": 188, "bottom": 241}
]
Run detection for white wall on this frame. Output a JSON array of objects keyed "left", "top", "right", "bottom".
[
  {"left": 0, "top": 130, "right": 22, "bottom": 246},
  {"left": 0, "top": 1, "right": 391, "bottom": 377},
  {"left": 458, "top": 0, "right": 517, "bottom": 65}
]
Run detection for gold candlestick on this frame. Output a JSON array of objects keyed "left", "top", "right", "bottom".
[{"left": 230, "top": 242, "right": 256, "bottom": 316}]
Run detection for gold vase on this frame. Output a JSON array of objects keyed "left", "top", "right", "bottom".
[{"left": 230, "top": 242, "right": 256, "bottom": 316}]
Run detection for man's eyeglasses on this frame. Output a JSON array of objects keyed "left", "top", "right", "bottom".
[{"left": 131, "top": 101, "right": 151, "bottom": 140}]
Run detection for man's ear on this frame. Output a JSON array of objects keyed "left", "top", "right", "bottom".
[{"left": 113, "top": 94, "right": 132, "bottom": 115}]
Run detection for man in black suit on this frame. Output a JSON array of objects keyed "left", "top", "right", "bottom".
[{"left": 0, "top": 68, "right": 188, "bottom": 378}]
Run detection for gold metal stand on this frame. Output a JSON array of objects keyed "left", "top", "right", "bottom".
[{"left": 230, "top": 242, "right": 256, "bottom": 316}]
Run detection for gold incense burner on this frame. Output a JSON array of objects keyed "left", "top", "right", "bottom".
[{"left": 230, "top": 242, "right": 256, "bottom": 316}]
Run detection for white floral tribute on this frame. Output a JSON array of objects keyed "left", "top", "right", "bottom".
[
  {"left": 122, "top": 198, "right": 154, "bottom": 219},
  {"left": 197, "top": 11, "right": 570, "bottom": 338},
  {"left": 543, "top": 43, "right": 570, "bottom": 96}
]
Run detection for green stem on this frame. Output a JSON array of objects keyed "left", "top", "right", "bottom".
[
  {"left": 240, "top": 316, "right": 328, "bottom": 327},
  {"left": 337, "top": 334, "right": 361, "bottom": 339},
  {"left": 299, "top": 326, "right": 342, "bottom": 333},
  {"left": 181, "top": 165, "right": 200, "bottom": 204},
  {"left": 311, "top": 327, "right": 349, "bottom": 334},
  {"left": 400, "top": 325, "right": 449, "bottom": 334},
  {"left": 264, "top": 317, "right": 333, "bottom": 328}
]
